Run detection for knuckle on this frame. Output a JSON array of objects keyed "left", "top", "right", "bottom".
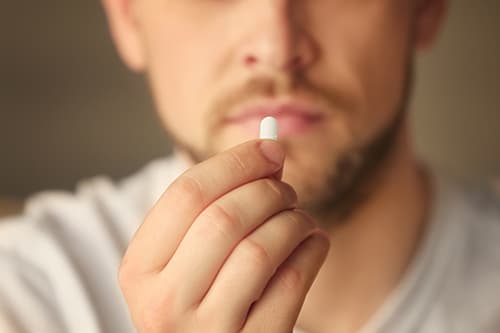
[
  {"left": 261, "top": 178, "right": 282, "bottom": 198},
  {"left": 277, "top": 265, "right": 304, "bottom": 292},
  {"left": 140, "top": 303, "right": 173, "bottom": 332},
  {"left": 139, "top": 287, "right": 179, "bottom": 332},
  {"left": 288, "top": 209, "right": 318, "bottom": 230},
  {"left": 140, "top": 305, "right": 164, "bottom": 332},
  {"left": 262, "top": 178, "right": 297, "bottom": 204},
  {"left": 238, "top": 238, "right": 272, "bottom": 270},
  {"left": 172, "top": 175, "right": 206, "bottom": 206},
  {"left": 118, "top": 261, "right": 183, "bottom": 332},
  {"left": 226, "top": 150, "right": 248, "bottom": 175},
  {"left": 199, "top": 202, "right": 241, "bottom": 241},
  {"left": 118, "top": 255, "right": 137, "bottom": 291}
]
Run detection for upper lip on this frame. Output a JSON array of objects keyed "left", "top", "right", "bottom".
[{"left": 224, "top": 99, "right": 326, "bottom": 123}]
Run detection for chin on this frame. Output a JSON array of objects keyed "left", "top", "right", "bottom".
[{"left": 282, "top": 149, "right": 337, "bottom": 205}]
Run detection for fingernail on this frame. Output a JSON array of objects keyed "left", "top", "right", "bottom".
[{"left": 259, "top": 140, "right": 285, "bottom": 167}]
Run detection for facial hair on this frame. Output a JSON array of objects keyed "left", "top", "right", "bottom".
[
  {"left": 300, "top": 72, "right": 412, "bottom": 223},
  {"left": 165, "top": 58, "right": 414, "bottom": 227}
]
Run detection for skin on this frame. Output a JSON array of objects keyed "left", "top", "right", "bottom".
[{"left": 101, "top": 0, "right": 448, "bottom": 332}]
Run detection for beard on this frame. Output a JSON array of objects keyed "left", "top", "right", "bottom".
[
  {"left": 166, "top": 60, "right": 414, "bottom": 227},
  {"left": 286, "top": 88, "right": 410, "bottom": 224}
]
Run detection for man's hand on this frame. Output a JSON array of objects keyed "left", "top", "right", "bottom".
[{"left": 119, "top": 140, "right": 330, "bottom": 333}]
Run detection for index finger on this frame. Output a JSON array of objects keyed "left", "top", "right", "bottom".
[{"left": 123, "top": 139, "right": 285, "bottom": 274}]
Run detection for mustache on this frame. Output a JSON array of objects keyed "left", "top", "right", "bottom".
[{"left": 207, "top": 73, "right": 353, "bottom": 129}]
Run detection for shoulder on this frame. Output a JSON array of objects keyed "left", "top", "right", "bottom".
[
  {"left": 454, "top": 177, "right": 500, "bottom": 261},
  {"left": 437, "top": 174, "right": 500, "bottom": 280},
  {"left": 0, "top": 155, "right": 186, "bottom": 249},
  {"left": 435, "top": 173, "right": 500, "bottom": 247},
  {"left": 0, "top": 155, "right": 187, "bottom": 332},
  {"left": 0, "top": 154, "right": 187, "bottom": 275},
  {"left": 457, "top": 178, "right": 500, "bottom": 291},
  {"left": 432, "top": 174, "right": 500, "bottom": 331}
]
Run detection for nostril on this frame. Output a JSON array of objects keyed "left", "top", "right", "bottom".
[{"left": 244, "top": 55, "right": 258, "bottom": 66}]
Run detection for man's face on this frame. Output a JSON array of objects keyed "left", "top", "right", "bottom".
[{"left": 116, "top": 0, "right": 445, "bottom": 215}]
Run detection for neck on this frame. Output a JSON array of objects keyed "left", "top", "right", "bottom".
[{"left": 297, "top": 121, "right": 431, "bottom": 333}]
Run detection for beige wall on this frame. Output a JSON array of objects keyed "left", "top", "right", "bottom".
[
  {"left": 1, "top": 0, "right": 499, "bottom": 198},
  {"left": 412, "top": 0, "right": 500, "bottom": 180}
]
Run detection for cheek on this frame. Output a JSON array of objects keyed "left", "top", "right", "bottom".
[
  {"left": 309, "top": 1, "right": 413, "bottom": 146},
  {"left": 141, "top": 18, "right": 224, "bottom": 148}
]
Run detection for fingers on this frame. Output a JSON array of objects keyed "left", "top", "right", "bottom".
[
  {"left": 161, "top": 177, "right": 298, "bottom": 308},
  {"left": 195, "top": 210, "right": 321, "bottom": 332},
  {"left": 122, "top": 140, "right": 285, "bottom": 275},
  {"left": 242, "top": 231, "right": 330, "bottom": 333}
]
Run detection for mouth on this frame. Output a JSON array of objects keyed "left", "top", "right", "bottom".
[{"left": 223, "top": 99, "right": 327, "bottom": 139}]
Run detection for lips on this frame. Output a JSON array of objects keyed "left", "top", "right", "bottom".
[{"left": 223, "top": 100, "right": 326, "bottom": 138}]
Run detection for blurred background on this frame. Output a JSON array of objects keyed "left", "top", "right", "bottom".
[{"left": 1, "top": 0, "right": 499, "bottom": 211}]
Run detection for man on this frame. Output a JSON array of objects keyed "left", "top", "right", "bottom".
[{"left": 1, "top": 0, "right": 500, "bottom": 332}]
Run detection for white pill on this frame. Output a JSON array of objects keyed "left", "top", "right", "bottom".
[{"left": 259, "top": 116, "right": 279, "bottom": 141}]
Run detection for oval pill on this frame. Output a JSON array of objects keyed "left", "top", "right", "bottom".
[{"left": 259, "top": 116, "right": 279, "bottom": 141}]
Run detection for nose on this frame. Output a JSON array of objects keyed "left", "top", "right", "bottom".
[{"left": 239, "top": 0, "right": 316, "bottom": 73}]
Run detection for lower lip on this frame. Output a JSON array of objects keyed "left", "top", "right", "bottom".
[{"left": 225, "top": 114, "right": 323, "bottom": 139}]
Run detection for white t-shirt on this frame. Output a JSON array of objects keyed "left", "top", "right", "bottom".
[{"left": 1, "top": 156, "right": 499, "bottom": 333}]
